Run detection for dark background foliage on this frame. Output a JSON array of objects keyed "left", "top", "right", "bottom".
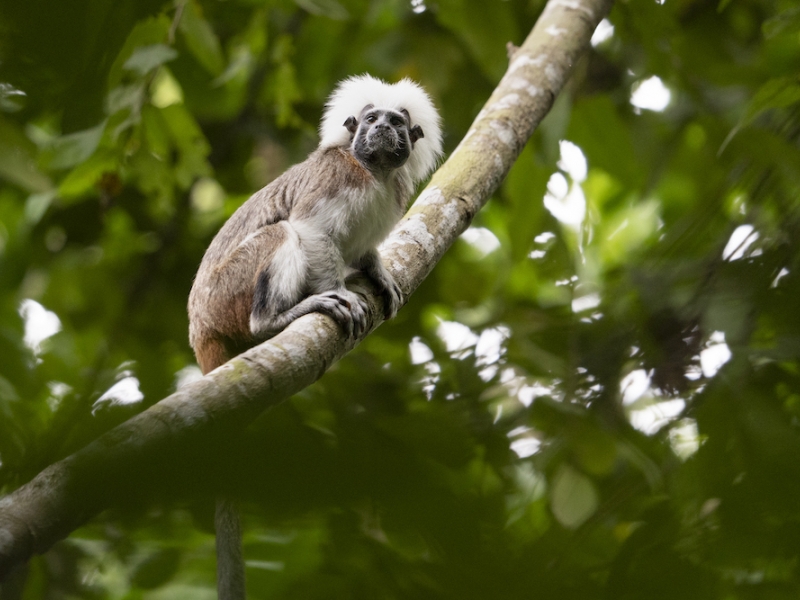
[{"left": 1, "top": 0, "right": 800, "bottom": 597}]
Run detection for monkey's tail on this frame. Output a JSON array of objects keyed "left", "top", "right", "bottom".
[
  {"left": 215, "top": 498, "right": 246, "bottom": 600},
  {"left": 196, "top": 336, "right": 232, "bottom": 375}
]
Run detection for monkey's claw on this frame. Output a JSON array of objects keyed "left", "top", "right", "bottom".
[{"left": 381, "top": 279, "right": 402, "bottom": 320}]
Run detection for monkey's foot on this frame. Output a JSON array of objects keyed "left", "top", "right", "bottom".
[{"left": 313, "top": 290, "right": 368, "bottom": 338}]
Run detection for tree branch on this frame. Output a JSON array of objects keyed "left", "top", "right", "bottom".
[{"left": 0, "top": 0, "right": 613, "bottom": 579}]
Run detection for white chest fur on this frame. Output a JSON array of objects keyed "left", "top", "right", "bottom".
[{"left": 291, "top": 180, "right": 402, "bottom": 266}]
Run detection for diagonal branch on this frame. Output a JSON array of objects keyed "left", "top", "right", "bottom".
[{"left": 0, "top": 0, "right": 613, "bottom": 579}]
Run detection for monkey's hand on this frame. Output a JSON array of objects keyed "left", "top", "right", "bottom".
[
  {"left": 372, "top": 272, "right": 402, "bottom": 320},
  {"left": 354, "top": 250, "right": 403, "bottom": 320}
]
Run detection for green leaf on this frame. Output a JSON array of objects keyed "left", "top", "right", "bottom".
[
  {"left": 108, "top": 15, "right": 172, "bottom": 89},
  {"left": 178, "top": 0, "right": 225, "bottom": 76},
  {"left": 106, "top": 83, "right": 146, "bottom": 116},
  {"left": 598, "top": 199, "right": 661, "bottom": 268},
  {"left": 24, "top": 191, "right": 56, "bottom": 225},
  {"left": 141, "top": 105, "right": 172, "bottom": 159},
  {"left": 743, "top": 77, "right": 800, "bottom": 125},
  {"left": 295, "top": 0, "right": 350, "bottom": 20},
  {"left": 43, "top": 121, "right": 106, "bottom": 170},
  {"left": 58, "top": 150, "right": 119, "bottom": 200},
  {"left": 161, "top": 103, "right": 211, "bottom": 188},
  {"left": 123, "top": 44, "right": 178, "bottom": 76},
  {"left": 550, "top": 464, "right": 599, "bottom": 529},
  {"left": 0, "top": 117, "right": 52, "bottom": 192},
  {"left": 151, "top": 68, "right": 185, "bottom": 108},
  {"left": 762, "top": 6, "right": 800, "bottom": 38}
]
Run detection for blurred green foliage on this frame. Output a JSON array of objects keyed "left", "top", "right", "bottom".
[{"left": 2, "top": 0, "right": 800, "bottom": 598}]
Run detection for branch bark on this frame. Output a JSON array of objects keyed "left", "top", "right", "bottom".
[{"left": 0, "top": 0, "right": 613, "bottom": 579}]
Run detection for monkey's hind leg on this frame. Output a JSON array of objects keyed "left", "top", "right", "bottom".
[
  {"left": 249, "top": 226, "right": 368, "bottom": 339},
  {"left": 256, "top": 289, "right": 368, "bottom": 338}
]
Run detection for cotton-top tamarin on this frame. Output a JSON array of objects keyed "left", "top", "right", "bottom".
[{"left": 189, "top": 74, "right": 442, "bottom": 373}]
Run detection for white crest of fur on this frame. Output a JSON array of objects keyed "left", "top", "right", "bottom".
[{"left": 319, "top": 74, "right": 443, "bottom": 185}]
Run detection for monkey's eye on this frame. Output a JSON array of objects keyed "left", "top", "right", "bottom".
[
  {"left": 390, "top": 117, "right": 404, "bottom": 127},
  {"left": 365, "top": 115, "right": 377, "bottom": 123}
]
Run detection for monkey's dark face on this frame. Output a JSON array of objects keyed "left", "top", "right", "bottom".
[{"left": 345, "top": 107, "right": 424, "bottom": 175}]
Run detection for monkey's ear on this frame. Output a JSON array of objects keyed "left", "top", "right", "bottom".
[
  {"left": 409, "top": 124, "right": 424, "bottom": 144},
  {"left": 343, "top": 116, "right": 358, "bottom": 135}
]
